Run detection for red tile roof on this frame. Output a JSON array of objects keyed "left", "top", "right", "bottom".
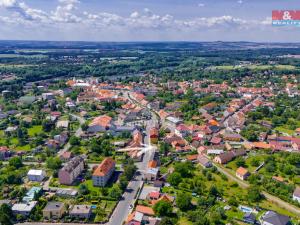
[
  {"left": 136, "top": 205, "right": 155, "bottom": 216},
  {"left": 90, "top": 115, "right": 112, "bottom": 128},
  {"left": 93, "top": 158, "right": 115, "bottom": 177}
]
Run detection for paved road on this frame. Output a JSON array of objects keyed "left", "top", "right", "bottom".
[
  {"left": 107, "top": 102, "right": 156, "bottom": 225},
  {"left": 214, "top": 163, "right": 300, "bottom": 216},
  {"left": 57, "top": 114, "right": 85, "bottom": 157}
]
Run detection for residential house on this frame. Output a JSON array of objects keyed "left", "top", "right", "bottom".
[
  {"left": 136, "top": 205, "right": 155, "bottom": 216},
  {"left": 87, "top": 115, "right": 114, "bottom": 133},
  {"left": 175, "top": 124, "right": 190, "bottom": 138},
  {"left": 69, "top": 205, "right": 92, "bottom": 219},
  {"left": 42, "top": 92, "right": 54, "bottom": 101},
  {"left": 144, "top": 168, "right": 159, "bottom": 182},
  {"left": 43, "top": 202, "right": 65, "bottom": 219},
  {"left": 54, "top": 132, "right": 68, "bottom": 145},
  {"left": 55, "top": 188, "right": 78, "bottom": 197},
  {"left": 46, "top": 139, "right": 60, "bottom": 150},
  {"left": 56, "top": 120, "right": 69, "bottom": 129},
  {"left": 27, "top": 169, "right": 46, "bottom": 182},
  {"left": 198, "top": 155, "right": 212, "bottom": 168},
  {"left": 293, "top": 187, "right": 300, "bottom": 203},
  {"left": 12, "top": 201, "right": 37, "bottom": 216},
  {"left": 214, "top": 151, "right": 235, "bottom": 164},
  {"left": 22, "top": 187, "right": 42, "bottom": 202},
  {"left": 58, "top": 155, "right": 85, "bottom": 185},
  {"left": 149, "top": 127, "right": 159, "bottom": 144},
  {"left": 92, "top": 158, "right": 116, "bottom": 187},
  {"left": 223, "top": 133, "right": 242, "bottom": 142},
  {"left": 165, "top": 116, "right": 183, "bottom": 131},
  {"left": 186, "top": 154, "right": 198, "bottom": 163},
  {"left": 236, "top": 167, "right": 250, "bottom": 180},
  {"left": 0, "top": 146, "right": 11, "bottom": 160},
  {"left": 260, "top": 211, "right": 290, "bottom": 225},
  {"left": 60, "top": 151, "right": 73, "bottom": 162},
  {"left": 243, "top": 212, "right": 256, "bottom": 224}
]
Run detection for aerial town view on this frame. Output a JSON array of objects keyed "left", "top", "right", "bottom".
[{"left": 0, "top": 0, "right": 300, "bottom": 225}]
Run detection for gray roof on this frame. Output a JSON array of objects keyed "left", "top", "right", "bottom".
[
  {"left": 43, "top": 202, "right": 64, "bottom": 211},
  {"left": 60, "top": 155, "right": 84, "bottom": 173},
  {"left": 70, "top": 205, "right": 91, "bottom": 214},
  {"left": 261, "top": 211, "right": 290, "bottom": 225}
]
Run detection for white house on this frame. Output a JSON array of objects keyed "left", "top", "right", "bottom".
[
  {"left": 27, "top": 169, "right": 46, "bottom": 182},
  {"left": 293, "top": 187, "right": 300, "bottom": 203},
  {"left": 12, "top": 201, "right": 37, "bottom": 216}
]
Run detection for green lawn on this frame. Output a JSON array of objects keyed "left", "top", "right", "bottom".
[
  {"left": 274, "top": 126, "right": 294, "bottom": 135},
  {"left": 28, "top": 125, "right": 43, "bottom": 136},
  {"left": 178, "top": 217, "right": 193, "bottom": 225}
]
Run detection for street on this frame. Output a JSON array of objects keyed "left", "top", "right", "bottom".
[{"left": 107, "top": 94, "right": 157, "bottom": 225}]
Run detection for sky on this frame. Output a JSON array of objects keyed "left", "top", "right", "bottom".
[{"left": 0, "top": 0, "right": 299, "bottom": 42}]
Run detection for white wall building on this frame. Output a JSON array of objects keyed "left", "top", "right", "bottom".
[{"left": 27, "top": 169, "right": 46, "bottom": 182}]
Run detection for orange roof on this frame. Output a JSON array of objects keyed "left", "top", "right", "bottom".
[
  {"left": 90, "top": 115, "right": 112, "bottom": 127},
  {"left": 236, "top": 167, "right": 249, "bottom": 176},
  {"left": 148, "top": 160, "right": 158, "bottom": 168},
  {"left": 252, "top": 142, "right": 271, "bottom": 149},
  {"left": 93, "top": 158, "right": 115, "bottom": 177},
  {"left": 209, "top": 119, "right": 219, "bottom": 126},
  {"left": 186, "top": 154, "right": 198, "bottom": 161},
  {"left": 126, "top": 211, "right": 135, "bottom": 223},
  {"left": 272, "top": 176, "right": 284, "bottom": 182},
  {"left": 158, "top": 110, "right": 169, "bottom": 119},
  {"left": 66, "top": 80, "right": 76, "bottom": 86},
  {"left": 136, "top": 205, "right": 155, "bottom": 216}
]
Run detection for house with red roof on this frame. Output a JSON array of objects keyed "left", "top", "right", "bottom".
[
  {"left": 92, "top": 158, "right": 115, "bottom": 187},
  {"left": 87, "top": 115, "right": 114, "bottom": 133}
]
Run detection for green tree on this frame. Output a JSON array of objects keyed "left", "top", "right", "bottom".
[
  {"left": 153, "top": 200, "right": 173, "bottom": 217},
  {"left": 248, "top": 186, "right": 263, "bottom": 203},
  {"left": 78, "top": 184, "right": 90, "bottom": 195},
  {"left": 46, "top": 157, "right": 62, "bottom": 170},
  {"left": 9, "top": 156, "right": 23, "bottom": 169},
  {"left": 167, "top": 172, "right": 182, "bottom": 186},
  {"left": 0, "top": 203, "right": 13, "bottom": 225},
  {"left": 69, "top": 136, "right": 80, "bottom": 146},
  {"left": 109, "top": 184, "right": 122, "bottom": 199},
  {"left": 235, "top": 157, "right": 246, "bottom": 167},
  {"left": 176, "top": 192, "right": 192, "bottom": 211}
]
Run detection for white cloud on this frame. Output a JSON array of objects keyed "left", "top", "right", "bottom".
[
  {"left": 237, "top": 0, "right": 243, "bottom": 4},
  {"left": 0, "top": 1, "right": 293, "bottom": 41},
  {"left": 198, "top": 3, "right": 205, "bottom": 7},
  {"left": 0, "top": 0, "right": 17, "bottom": 7}
]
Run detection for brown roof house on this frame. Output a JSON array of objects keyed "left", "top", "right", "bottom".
[{"left": 213, "top": 151, "right": 235, "bottom": 164}]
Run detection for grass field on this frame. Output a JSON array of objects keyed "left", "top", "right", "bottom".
[
  {"left": 28, "top": 125, "right": 43, "bottom": 137},
  {"left": 274, "top": 126, "right": 294, "bottom": 135}
]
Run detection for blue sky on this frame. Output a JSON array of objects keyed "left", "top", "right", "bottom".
[{"left": 0, "top": 0, "right": 299, "bottom": 42}]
